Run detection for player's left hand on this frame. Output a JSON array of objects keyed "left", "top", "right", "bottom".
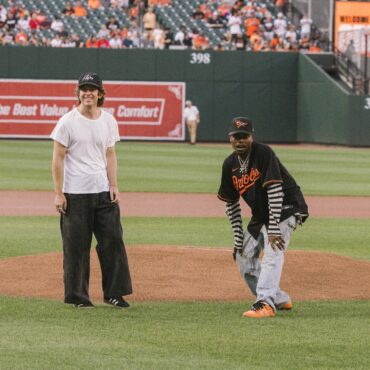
[
  {"left": 268, "top": 235, "right": 285, "bottom": 251},
  {"left": 109, "top": 186, "right": 120, "bottom": 203}
]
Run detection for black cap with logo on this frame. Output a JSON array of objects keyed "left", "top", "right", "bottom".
[
  {"left": 228, "top": 117, "right": 254, "bottom": 136},
  {"left": 78, "top": 72, "right": 103, "bottom": 90}
]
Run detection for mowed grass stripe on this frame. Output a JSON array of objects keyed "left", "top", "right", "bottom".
[
  {"left": 1, "top": 216, "right": 369, "bottom": 260},
  {"left": 1, "top": 140, "right": 370, "bottom": 195},
  {"left": 1, "top": 297, "right": 370, "bottom": 370}
]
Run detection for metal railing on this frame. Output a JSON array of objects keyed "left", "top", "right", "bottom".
[{"left": 334, "top": 48, "right": 369, "bottom": 95}]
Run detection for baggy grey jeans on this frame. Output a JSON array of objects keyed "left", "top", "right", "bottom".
[
  {"left": 235, "top": 215, "right": 297, "bottom": 310},
  {"left": 60, "top": 192, "right": 132, "bottom": 304}
]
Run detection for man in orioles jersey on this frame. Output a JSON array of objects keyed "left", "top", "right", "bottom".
[{"left": 218, "top": 117, "right": 308, "bottom": 318}]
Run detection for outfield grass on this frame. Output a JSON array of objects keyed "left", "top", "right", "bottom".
[
  {"left": 1, "top": 216, "right": 370, "bottom": 260},
  {"left": 1, "top": 140, "right": 370, "bottom": 195},
  {"left": 1, "top": 297, "right": 370, "bottom": 370}
]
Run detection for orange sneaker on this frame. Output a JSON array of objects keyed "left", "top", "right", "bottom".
[
  {"left": 243, "top": 301, "right": 276, "bottom": 318},
  {"left": 276, "top": 300, "right": 293, "bottom": 311}
]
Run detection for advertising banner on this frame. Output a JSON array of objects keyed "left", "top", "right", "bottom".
[{"left": 0, "top": 79, "right": 185, "bottom": 140}]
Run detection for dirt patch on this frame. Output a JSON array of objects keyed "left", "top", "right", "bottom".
[
  {"left": 1, "top": 246, "right": 370, "bottom": 303},
  {"left": 0, "top": 191, "right": 369, "bottom": 218}
]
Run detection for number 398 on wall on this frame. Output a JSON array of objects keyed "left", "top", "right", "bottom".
[{"left": 190, "top": 53, "right": 211, "bottom": 65}]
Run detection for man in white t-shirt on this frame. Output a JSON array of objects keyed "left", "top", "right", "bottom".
[
  {"left": 51, "top": 72, "right": 132, "bottom": 309},
  {"left": 184, "top": 100, "right": 200, "bottom": 145}
]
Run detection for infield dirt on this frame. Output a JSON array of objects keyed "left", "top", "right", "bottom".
[{"left": 1, "top": 191, "right": 370, "bottom": 302}]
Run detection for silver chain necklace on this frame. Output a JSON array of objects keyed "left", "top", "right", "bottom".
[{"left": 238, "top": 152, "right": 250, "bottom": 174}]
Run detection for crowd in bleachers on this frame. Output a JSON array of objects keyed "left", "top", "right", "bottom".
[{"left": 0, "top": 0, "right": 323, "bottom": 52}]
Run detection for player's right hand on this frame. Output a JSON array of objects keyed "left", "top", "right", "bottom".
[{"left": 54, "top": 193, "right": 67, "bottom": 214}]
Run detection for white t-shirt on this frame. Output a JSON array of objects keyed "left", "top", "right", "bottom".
[
  {"left": 50, "top": 107, "right": 120, "bottom": 194},
  {"left": 184, "top": 105, "right": 199, "bottom": 121},
  {"left": 228, "top": 15, "right": 242, "bottom": 35}
]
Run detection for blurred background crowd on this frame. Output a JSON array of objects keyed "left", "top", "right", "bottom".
[{"left": 0, "top": 0, "right": 322, "bottom": 52}]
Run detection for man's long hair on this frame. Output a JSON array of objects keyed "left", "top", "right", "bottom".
[{"left": 75, "top": 87, "right": 106, "bottom": 107}]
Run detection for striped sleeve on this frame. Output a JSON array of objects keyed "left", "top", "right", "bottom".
[
  {"left": 225, "top": 201, "right": 244, "bottom": 250},
  {"left": 267, "top": 183, "right": 283, "bottom": 236}
]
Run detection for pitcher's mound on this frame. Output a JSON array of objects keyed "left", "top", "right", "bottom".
[{"left": 1, "top": 246, "right": 370, "bottom": 302}]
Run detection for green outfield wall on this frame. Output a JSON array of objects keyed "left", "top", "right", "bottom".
[{"left": 0, "top": 47, "right": 369, "bottom": 146}]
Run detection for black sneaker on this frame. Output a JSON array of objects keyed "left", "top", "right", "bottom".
[
  {"left": 104, "top": 297, "right": 130, "bottom": 308},
  {"left": 74, "top": 302, "right": 94, "bottom": 308}
]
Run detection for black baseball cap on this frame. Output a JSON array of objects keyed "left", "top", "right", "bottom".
[
  {"left": 78, "top": 72, "right": 103, "bottom": 89},
  {"left": 228, "top": 117, "right": 254, "bottom": 136}
]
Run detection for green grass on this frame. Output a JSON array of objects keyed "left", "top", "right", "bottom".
[
  {"left": 1, "top": 216, "right": 370, "bottom": 260},
  {"left": 1, "top": 297, "right": 370, "bottom": 370},
  {"left": 1, "top": 140, "right": 370, "bottom": 195}
]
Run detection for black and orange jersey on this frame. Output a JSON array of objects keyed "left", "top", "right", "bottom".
[{"left": 218, "top": 142, "right": 308, "bottom": 238}]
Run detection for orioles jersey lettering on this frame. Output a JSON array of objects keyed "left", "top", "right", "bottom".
[{"left": 232, "top": 168, "right": 261, "bottom": 194}]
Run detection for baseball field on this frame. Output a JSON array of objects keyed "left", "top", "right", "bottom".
[{"left": 1, "top": 140, "right": 370, "bottom": 369}]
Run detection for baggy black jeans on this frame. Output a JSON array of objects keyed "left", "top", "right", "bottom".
[{"left": 60, "top": 192, "right": 132, "bottom": 304}]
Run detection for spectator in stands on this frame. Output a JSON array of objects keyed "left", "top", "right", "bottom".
[
  {"left": 269, "top": 33, "right": 280, "bottom": 51},
  {"left": 5, "top": 10, "right": 17, "bottom": 30},
  {"left": 28, "top": 12, "right": 40, "bottom": 31},
  {"left": 250, "top": 29, "right": 264, "bottom": 51},
  {"left": 309, "top": 40, "right": 322, "bottom": 53},
  {"left": 51, "top": 16, "right": 64, "bottom": 34},
  {"left": 51, "top": 33, "right": 63, "bottom": 47},
  {"left": 300, "top": 14, "right": 312, "bottom": 40},
  {"left": 344, "top": 40, "right": 355, "bottom": 62},
  {"left": 174, "top": 25, "right": 186, "bottom": 45},
  {"left": 192, "top": 6, "right": 205, "bottom": 20},
  {"left": 109, "top": 31, "right": 122, "bottom": 49},
  {"left": 140, "top": 31, "right": 155, "bottom": 48},
  {"left": 142, "top": 7, "right": 156, "bottom": 36},
  {"left": 0, "top": 5, "right": 7, "bottom": 26},
  {"left": 111, "top": 0, "right": 129, "bottom": 9},
  {"left": 74, "top": 1, "right": 87, "bottom": 17},
  {"left": 244, "top": 10, "right": 260, "bottom": 39},
  {"left": 15, "top": 29, "right": 28, "bottom": 45},
  {"left": 275, "top": 0, "right": 285, "bottom": 15},
  {"left": 122, "top": 32, "right": 134, "bottom": 48},
  {"left": 152, "top": 23, "right": 164, "bottom": 49},
  {"left": 88, "top": 0, "right": 103, "bottom": 10},
  {"left": 70, "top": 33, "right": 84, "bottom": 47},
  {"left": 2, "top": 30, "right": 14, "bottom": 45},
  {"left": 273, "top": 12, "right": 287, "bottom": 38},
  {"left": 199, "top": 3, "right": 212, "bottom": 20},
  {"left": 262, "top": 14, "right": 274, "bottom": 41},
  {"left": 101, "top": 0, "right": 111, "bottom": 8},
  {"left": 217, "top": 1, "right": 231, "bottom": 19},
  {"left": 62, "top": 1, "right": 75, "bottom": 16},
  {"left": 29, "top": 32, "right": 39, "bottom": 46},
  {"left": 285, "top": 24, "right": 297, "bottom": 44},
  {"left": 221, "top": 30, "right": 234, "bottom": 50},
  {"left": 206, "top": 11, "right": 223, "bottom": 29},
  {"left": 97, "top": 36, "right": 110, "bottom": 48},
  {"left": 97, "top": 24, "right": 110, "bottom": 39},
  {"left": 214, "top": 43, "right": 224, "bottom": 51},
  {"left": 234, "top": 32, "right": 247, "bottom": 51},
  {"left": 228, "top": 8, "right": 242, "bottom": 43},
  {"left": 299, "top": 35, "right": 310, "bottom": 52},
  {"left": 163, "top": 26, "right": 173, "bottom": 49},
  {"left": 193, "top": 31, "right": 209, "bottom": 50},
  {"left": 17, "top": 13, "right": 29, "bottom": 31},
  {"left": 106, "top": 16, "right": 120, "bottom": 31},
  {"left": 148, "top": 0, "right": 172, "bottom": 5},
  {"left": 86, "top": 35, "right": 99, "bottom": 47},
  {"left": 35, "top": 10, "right": 51, "bottom": 30}
]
